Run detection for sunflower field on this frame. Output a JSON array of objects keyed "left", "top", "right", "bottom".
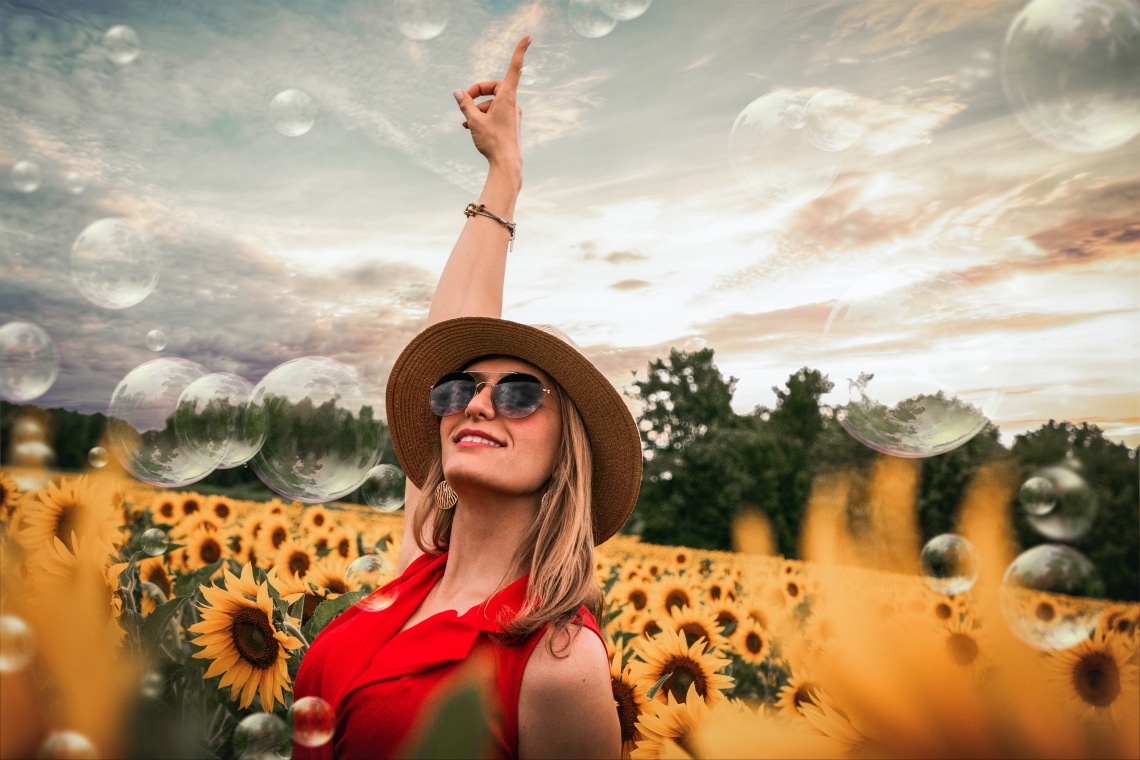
[{"left": 1, "top": 459, "right": 1137, "bottom": 759}]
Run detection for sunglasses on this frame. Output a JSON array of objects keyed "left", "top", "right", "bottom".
[{"left": 429, "top": 371, "right": 552, "bottom": 419}]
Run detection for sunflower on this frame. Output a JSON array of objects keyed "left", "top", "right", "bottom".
[
  {"left": 325, "top": 527, "right": 357, "bottom": 561},
  {"left": 169, "top": 512, "right": 222, "bottom": 539},
  {"left": 15, "top": 475, "right": 125, "bottom": 562},
  {"left": 653, "top": 577, "right": 699, "bottom": 617},
  {"left": 287, "top": 553, "right": 355, "bottom": 621},
  {"left": 666, "top": 605, "right": 727, "bottom": 650},
  {"left": 741, "top": 603, "right": 769, "bottom": 631},
  {"left": 701, "top": 575, "right": 736, "bottom": 606},
  {"left": 269, "top": 538, "right": 316, "bottom": 581},
  {"left": 800, "top": 685, "right": 868, "bottom": 747},
  {"left": 137, "top": 555, "right": 174, "bottom": 599},
  {"left": 610, "top": 643, "right": 649, "bottom": 753},
  {"left": 776, "top": 671, "right": 821, "bottom": 716},
  {"left": 206, "top": 496, "right": 235, "bottom": 524},
  {"left": 942, "top": 615, "right": 982, "bottom": 668},
  {"left": 34, "top": 534, "right": 127, "bottom": 633},
  {"left": 732, "top": 619, "right": 770, "bottom": 667},
  {"left": 631, "top": 626, "right": 733, "bottom": 707},
  {"left": 0, "top": 469, "right": 23, "bottom": 523},
  {"left": 177, "top": 493, "right": 203, "bottom": 518},
  {"left": 257, "top": 515, "right": 293, "bottom": 559},
  {"left": 613, "top": 578, "right": 652, "bottom": 614},
  {"left": 670, "top": 548, "right": 692, "bottom": 574},
  {"left": 1048, "top": 634, "right": 1140, "bottom": 726},
  {"left": 188, "top": 563, "right": 303, "bottom": 712},
  {"left": 630, "top": 683, "right": 727, "bottom": 760},
  {"left": 706, "top": 598, "right": 741, "bottom": 633},
  {"left": 150, "top": 493, "right": 179, "bottom": 523},
  {"left": 300, "top": 505, "right": 333, "bottom": 534},
  {"left": 178, "top": 527, "right": 226, "bottom": 571}
]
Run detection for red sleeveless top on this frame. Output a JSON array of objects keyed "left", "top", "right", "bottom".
[{"left": 293, "top": 551, "right": 603, "bottom": 759}]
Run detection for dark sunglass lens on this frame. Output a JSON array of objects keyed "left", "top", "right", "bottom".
[
  {"left": 493, "top": 376, "right": 546, "bottom": 418},
  {"left": 429, "top": 375, "right": 475, "bottom": 416}
]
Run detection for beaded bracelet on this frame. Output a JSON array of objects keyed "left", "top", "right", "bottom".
[{"left": 464, "top": 203, "right": 516, "bottom": 251}]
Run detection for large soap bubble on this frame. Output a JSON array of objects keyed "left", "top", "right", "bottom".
[
  {"left": 246, "top": 357, "right": 384, "bottom": 503},
  {"left": 107, "top": 358, "right": 216, "bottom": 487},
  {"left": 102, "top": 24, "right": 141, "bottom": 65},
  {"left": 70, "top": 218, "right": 161, "bottom": 310},
  {"left": 804, "top": 89, "right": 865, "bottom": 152},
  {"left": 0, "top": 322, "right": 60, "bottom": 403},
  {"left": 822, "top": 269, "right": 1003, "bottom": 458},
  {"left": 730, "top": 92, "right": 841, "bottom": 207},
  {"left": 174, "top": 373, "right": 263, "bottom": 470},
  {"left": 568, "top": 0, "right": 619, "bottom": 38},
  {"left": 920, "top": 533, "right": 979, "bottom": 596},
  {"left": 394, "top": 0, "right": 449, "bottom": 41},
  {"left": 270, "top": 89, "right": 318, "bottom": 137},
  {"left": 360, "top": 464, "right": 406, "bottom": 513},
  {"left": 1023, "top": 465, "right": 1097, "bottom": 540},
  {"left": 1001, "top": 544, "right": 1104, "bottom": 650},
  {"left": 10, "top": 160, "right": 41, "bottom": 193},
  {"left": 1001, "top": 0, "right": 1140, "bottom": 153},
  {"left": 601, "top": 0, "right": 651, "bottom": 21}
]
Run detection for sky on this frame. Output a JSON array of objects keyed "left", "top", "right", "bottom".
[{"left": 1, "top": 0, "right": 1138, "bottom": 451}]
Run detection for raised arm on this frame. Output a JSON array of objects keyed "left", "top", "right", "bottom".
[{"left": 399, "top": 36, "right": 532, "bottom": 573}]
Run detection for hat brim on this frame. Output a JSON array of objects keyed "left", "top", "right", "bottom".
[{"left": 385, "top": 317, "right": 642, "bottom": 545}]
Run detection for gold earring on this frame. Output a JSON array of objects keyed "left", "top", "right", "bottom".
[{"left": 434, "top": 480, "right": 458, "bottom": 510}]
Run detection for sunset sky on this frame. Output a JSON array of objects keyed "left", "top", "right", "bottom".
[{"left": 1, "top": 0, "right": 1138, "bottom": 449}]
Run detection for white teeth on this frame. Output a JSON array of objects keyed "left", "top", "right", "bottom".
[{"left": 458, "top": 435, "right": 501, "bottom": 447}]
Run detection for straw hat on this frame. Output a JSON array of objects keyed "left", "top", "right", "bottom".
[{"left": 385, "top": 317, "right": 642, "bottom": 544}]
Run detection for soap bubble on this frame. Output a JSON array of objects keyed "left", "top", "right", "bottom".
[
  {"left": 360, "top": 464, "right": 406, "bottom": 512},
  {"left": 139, "top": 670, "right": 165, "bottom": 700},
  {"left": 568, "top": 0, "right": 618, "bottom": 38},
  {"left": 601, "top": 0, "right": 652, "bottom": 20},
  {"left": 0, "top": 614, "right": 34, "bottom": 672},
  {"left": 140, "top": 527, "right": 168, "bottom": 556},
  {"left": 102, "top": 24, "right": 140, "bottom": 65},
  {"left": 920, "top": 534, "right": 978, "bottom": 596},
  {"left": 37, "top": 730, "right": 98, "bottom": 759},
  {"left": 1001, "top": 544, "right": 1104, "bottom": 650},
  {"left": 64, "top": 172, "right": 86, "bottom": 194},
  {"left": 175, "top": 373, "right": 262, "bottom": 469},
  {"left": 10, "top": 160, "right": 41, "bottom": 193},
  {"left": 107, "top": 358, "right": 216, "bottom": 487},
  {"left": 87, "top": 446, "right": 108, "bottom": 468},
  {"left": 822, "top": 269, "right": 1003, "bottom": 458},
  {"left": 804, "top": 89, "right": 865, "bottom": 151},
  {"left": 246, "top": 357, "right": 384, "bottom": 503},
  {"left": 1001, "top": 0, "right": 1140, "bottom": 153},
  {"left": 1023, "top": 465, "right": 1097, "bottom": 540},
  {"left": 70, "top": 218, "right": 161, "bottom": 310},
  {"left": 730, "top": 92, "right": 841, "bottom": 207},
  {"left": 394, "top": 0, "right": 449, "bottom": 41},
  {"left": 270, "top": 89, "right": 317, "bottom": 137},
  {"left": 1019, "top": 474, "right": 1057, "bottom": 516},
  {"left": 232, "top": 712, "right": 290, "bottom": 760},
  {"left": 145, "top": 329, "right": 166, "bottom": 352},
  {"left": 520, "top": 65, "right": 537, "bottom": 86},
  {"left": 0, "top": 321, "right": 60, "bottom": 403},
  {"left": 290, "top": 696, "right": 336, "bottom": 748},
  {"left": 346, "top": 554, "right": 397, "bottom": 611}
]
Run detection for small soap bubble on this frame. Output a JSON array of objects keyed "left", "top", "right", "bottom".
[
  {"left": 920, "top": 534, "right": 978, "bottom": 596},
  {"left": 0, "top": 615, "right": 34, "bottom": 672},
  {"left": 394, "top": 0, "right": 449, "bottom": 41},
  {"left": 0, "top": 321, "right": 60, "bottom": 403},
  {"left": 1001, "top": 544, "right": 1104, "bottom": 650},
  {"left": 346, "top": 554, "right": 397, "bottom": 612},
  {"left": 139, "top": 670, "right": 165, "bottom": 699},
  {"left": 140, "top": 527, "right": 168, "bottom": 556},
  {"left": 87, "top": 446, "right": 109, "bottom": 468},
  {"left": 601, "top": 0, "right": 651, "bottom": 20},
  {"left": 1023, "top": 465, "right": 1096, "bottom": 541},
  {"left": 270, "top": 89, "right": 317, "bottom": 137},
  {"left": 568, "top": 0, "right": 618, "bottom": 38},
  {"left": 71, "top": 218, "right": 161, "bottom": 310},
  {"left": 37, "top": 731, "right": 98, "bottom": 759},
  {"left": 64, "top": 172, "right": 86, "bottom": 194},
  {"left": 804, "top": 89, "right": 865, "bottom": 151},
  {"left": 360, "top": 464, "right": 406, "bottom": 512},
  {"left": 145, "top": 329, "right": 166, "bottom": 352},
  {"left": 1019, "top": 475, "right": 1056, "bottom": 516},
  {"left": 520, "top": 65, "right": 537, "bottom": 86},
  {"left": 232, "top": 713, "right": 290, "bottom": 760},
  {"left": 290, "top": 696, "right": 336, "bottom": 748},
  {"left": 10, "top": 160, "right": 41, "bottom": 193},
  {"left": 175, "top": 373, "right": 261, "bottom": 469},
  {"left": 102, "top": 24, "right": 140, "bottom": 65}
]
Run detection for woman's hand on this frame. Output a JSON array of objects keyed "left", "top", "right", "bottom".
[{"left": 453, "top": 36, "right": 531, "bottom": 172}]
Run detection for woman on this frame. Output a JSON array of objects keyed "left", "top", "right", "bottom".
[{"left": 294, "top": 37, "right": 642, "bottom": 759}]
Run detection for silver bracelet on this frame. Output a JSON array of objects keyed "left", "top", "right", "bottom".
[{"left": 464, "top": 203, "right": 516, "bottom": 251}]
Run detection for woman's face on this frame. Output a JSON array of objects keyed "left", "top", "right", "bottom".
[{"left": 438, "top": 356, "right": 563, "bottom": 498}]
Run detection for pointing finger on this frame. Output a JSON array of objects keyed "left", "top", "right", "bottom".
[{"left": 500, "top": 35, "right": 532, "bottom": 94}]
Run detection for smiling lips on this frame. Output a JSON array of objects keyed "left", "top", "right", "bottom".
[{"left": 454, "top": 429, "right": 504, "bottom": 447}]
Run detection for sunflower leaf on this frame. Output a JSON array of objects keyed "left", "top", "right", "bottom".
[
  {"left": 403, "top": 682, "right": 490, "bottom": 759},
  {"left": 290, "top": 594, "right": 306, "bottom": 621},
  {"left": 140, "top": 595, "right": 194, "bottom": 651},
  {"left": 646, "top": 671, "right": 672, "bottom": 700},
  {"left": 303, "top": 590, "right": 367, "bottom": 641},
  {"left": 721, "top": 619, "right": 739, "bottom": 637},
  {"left": 174, "top": 559, "right": 224, "bottom": 598}
]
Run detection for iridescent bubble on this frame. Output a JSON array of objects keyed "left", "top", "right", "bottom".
[
  {"left": 0, "top": 614, "right": 34, "bottom": 672},
  {"left": 804, "top": 89, "right": 865, "bottom": 152},
  {"left": 246, "top": 357, "right": 384, "bottom": 503},
  {"left": 87, "top": 446, "right": 108, "bottom": 468},
  {"left": 346, "top": 554, "right": 397, "bottom": 612},
  {"left": 102, "top": 24, "right": 140, "bottom": 65},
  {"left": 568, "top": 0, "right": 618, "bottom": 38},
  {"left": 601, "top": 0, "right": 652, "bottom": 21},
  {"left": 290, "top": 696, "right": 336, "bottom": 748},
  {"left": 174, "top": 373, "right": 262, "bottom": 469},
  {"left": 64, "top": 172, "right": 86, "bottom": 195},
  {"left": 10, "top": 160, "right": 41, "bottom": 193},
  {"left": 394, "top": 0, "right": 449, "bottom": 41},
  {"left": 822, "top": 269, "right": 1003, "bottom": 458},
  {"left": 145, "top": 329, "right": 166, "bottom": 352},
  {"left": 1001, "top": 544, "right": 1104, "bottom": 650},
  {"left": 140, "top": 527, "right": 168, "bottom": 556},
  {"left": 1001, "top": 0, "right": 1140, "bottom": 153},
  {"left": 70, "top": 218, "right": 161, "bottom": 310},
  {"left": 730, "top": 92, "right": 841, "bottom": 207},
  {"left": 37, "top": 731, "right": 98, "bottom": 759},
  {"left": 0, "top": 321, "right": 60, "bottom": 403},
  {"left": 1023, "top": 465, "right": 1097, "bottom": 540},
  {"left": 231, "top": 712, "right": 290, "bottom": 760},
  {"left": 107, "top": 358, "right": 216, "bottom": 487},
  {"left": 920, "top": 534, "right": 978, "bottom": 596},
  {"left": 270, "top": 89, "right": 317, "bottom": 137},
  {"left": 360, "top": 464, "right": 406, "bottom": 512},
  {"left": 520, "top": 65, "right": 537, "bottom": 86},
  {"left": 1019, "top": 475, "right": 1057, "bottom": 516}
]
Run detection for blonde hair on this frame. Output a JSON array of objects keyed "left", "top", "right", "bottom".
[{"left": 412, "top": 381, "right": 601, "bottom": 648}]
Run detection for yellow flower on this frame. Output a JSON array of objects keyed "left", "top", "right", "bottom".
[
  {"left": 732, "top": 619, "right": 769, "bottom": 667},
  {"left": 610, "top": 644, "right": 649, "bottom": 752},
  {"left": 1048, "top": 634, "right": 1140, "bottom": 726},
  {"left": 612, "top": 578, "right": 652, "bottom": 614},
  {"left": 188, "top": 563, "right": 303, "bottom": 712},
  {"left": 206, "top": 495, "right": 235, "bottom": 524},
  {"left": 182, "top": 528, "right": 228, "bottom": 572},
  {"left": 268, "top": 538, "right": 316, "bottom": 581},
  {"left": 776, "top": 671, "right": 822, "bottom": 717},
  {"left": 300, "top": 504, "right": 333, "bottom": 534},
  {"left": 150, "top": 493, "right": 178, "bottom": 523},
  {"left": 631, "top": 626, "right": 733, "bottom": 706},
  {"left": 15, "top": 476, "right": 124, "bottom": 563},
  {"left": 666, "top": 605, "right": 727, "bottom": 650},
  {"left": 0, "top": 469, "right": 23, "bottom": 523},
  {"left": 653, "top": 577, "right": 699, "bottom": 617},
  {"left": 631, "top": 683, "right": 744, "bottom": 760},
  {"left": 137, "top": 555, "right": 173, "bottom": 600},
  {"left": 177, "top": 492, "right": 204, "bottom": 518}
]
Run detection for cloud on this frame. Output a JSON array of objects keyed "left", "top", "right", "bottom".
[
  {"left": 610, "top": 279, "right": 651, "bottom": 291},
  {"left": 602, "top": 250, "right": 648, "bottom": 264}
]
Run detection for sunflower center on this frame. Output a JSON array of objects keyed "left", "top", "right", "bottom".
[
  {"left": 745, "top": 632, "right": 764, "bottom": 656},
  {"left": 53, "top": 502, "right": 81, "bottom": 551},
  {"left": 288, "top": 551, "right": 311, "bottom": 578},
  {"left": 336, "top": 538, "right": 351, "bottom": 558},
  {"left": 664, "top": 590, "right": 690, "bottom": 612},
  {"left": 793, "top": 682, "right": 818, "bottom": 712},
  {"left": 629, "top": 590, "right": 648, "bottom": 611},
  {"left": 715, "top": 609, "right": 737, "bottom": 628},
  {"left": 198, "top": 537, "right": 222, "bottom": 564},
  {"left": 182, "top": 499, "right": 199, "bottom": 515},
  {"left": 611, "top": 676, "right": 640, "bottom": 743},
  {"left": 663, "top": 656, "right": 707, "bottom": 702},
  {"left": 326, "top": 578, "right": 347, "bottom": 595},
  {"left": 214, "top": 502, "right": 231, "bottom": 519},
  {"left": 935, "top": 602, "right": 953, "bottom": 620},
  {"left": 159, "top": 501, "right": 175, "bottom": 519},
  {"left": 642, "top": 619, "right": 662, "bottom": 638},
  {"left": 709, "top": 585, "right": 722, "bottom": 601},
  {"left": 271, "top": 527, "right": 288, "bottom": 549},
  {"left": 947, "top": 632, "right": 978, "bottom": 665},
  {"left": 679, "top": 623, "right": 710, "bottom": 649},
  {"left": 786, "top": 581, "right": 800, "bottom": 599},
  {"left": 1073, "top": 651, "right": 1121, "bottom": 707},
  {"left": 1035, "top": 601, "right": 1055, "bottom": 622},
  {"left": 144, "top": 565, "right": 172, "bottom": 598},
  {"left": 313, "top": 513, "right": 325, "bottom": 527},
  {"left": 230, "top": 606, "right": 280, "bottom": 669}
]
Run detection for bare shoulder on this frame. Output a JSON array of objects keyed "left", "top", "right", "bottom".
[{"left": 517, "top": 622, "right": 620, "bottom": 760}]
